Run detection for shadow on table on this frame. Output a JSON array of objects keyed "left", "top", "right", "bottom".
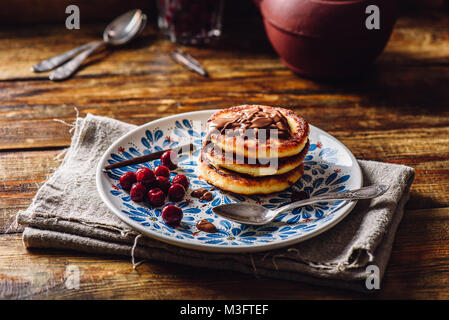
[{"left": 308, "top": 51, "right": 449, "bottom": 112}]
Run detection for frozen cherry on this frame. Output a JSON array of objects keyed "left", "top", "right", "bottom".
[
  {"left": 147, "top": 188, "right": 165, "bottom": 207},
  {"left": 160, "top": 150, "right": 178, "bottom": 170},
  {"left": 168, "top": 183, "right": 185, "bottom": 202},
  {"left": 119, "top": 171, "right": 137, "bottom": 191},
  {"left": 156, "top": 176, "right": 171, "bottom": 194},
  {"left": 130, "top": 182, "right": 147, "bottom": 202},
  {"left": 135, "top": 167, "right": 156, "bottom": 188},
  {"left": 154, "top": 165, "right": 170, "bottom": 178},
  {"left": 172, "top": 174, "right": 189, "bottom": 190},
  {"left": 161, "top": 205, "right": 183, "bottom": 227}
]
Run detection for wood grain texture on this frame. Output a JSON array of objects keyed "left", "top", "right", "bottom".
[
  {"left": 0, "top": 143, "right": 447, "bottom": 235},
  {"left": 1, "top": 207, "right": 448, "bottom": 299},
  {"left": 1, "top": 12, "right": 449, "bottom": 148},
  {"left": 0, "top": 149, "right": 62, "bottom": 233},
  {"left": 1, "top": 6, "right": 449, "bottom": 300}
]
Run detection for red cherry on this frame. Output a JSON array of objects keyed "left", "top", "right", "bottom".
[
  {"left": 135, "top": 167, "right": 156, "bottom": 188},
  {"left": 161, "top": 205, "right": 183, "bottom": 227},
  {"left": 168, "top": 183, "right": 186, "bottom": 202},
  {"left": 156, "top": 176, "right": 171, "bottom": 194},
  {"left": 160, "top": 150, "right": 178, "bottom": 170},
  {"left": 147, "top": 188, "right": 165, "bottom": 207},
  {"left": 130, "top": 182, "right": 147, "bottom": 202},
  {"left": 154, "top": 165, "right": 170, "bottom": 178},
  {"left": 172, "top": 174, "right": 189, "bottom": 190},
  {"left": 119, "top": 171, "right": 137, "bottom": 191}
]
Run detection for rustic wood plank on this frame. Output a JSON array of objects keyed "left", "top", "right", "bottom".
[
  {"left": 1, "top": 4, "right": 449, "bottom": 301},
  {"left": 1, "top": 9, "right": 448, "bottom": 81},
  {"left": 0, "top": 149, "right": 62, "bottom": 233},
  {"left": 0, "top": 141, "right": 448, "bottom": 236},
  {"left": 380, "top": 207, "right": 449, "bottom": 299},
  {"left": 1, "top": 64, "right": 449, "bottom": 149},
  {"left": 0, "top": 16, "right": 275, "bottom": 81},
  {"left": 2, "top": 99, "right": 449, "bottom": 150},
  {"left": 1, "top": 11, "right": 449, "bottom": 150},
  {"left": 1, "top": 207, "right": 448, "bottom": 299}
]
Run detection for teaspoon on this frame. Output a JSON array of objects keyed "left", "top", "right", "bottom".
[
  {"left": 32, "top": 9, "right": 147, "bottom": 80},
  {"left": 212, "top": 184, "right": 389, "bottom": 225}
]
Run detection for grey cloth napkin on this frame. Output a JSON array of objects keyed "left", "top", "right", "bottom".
[{"left": 17, "top": 113, "right": 414, "bottom": 292}]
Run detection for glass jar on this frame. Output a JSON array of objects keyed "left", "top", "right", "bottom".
[{"left": 157, "top": 0, "right": 225, "bottom": 45}]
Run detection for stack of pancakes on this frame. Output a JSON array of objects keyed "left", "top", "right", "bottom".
[{"left": 199, "top": 105, "right": 310, "bottom": 195}]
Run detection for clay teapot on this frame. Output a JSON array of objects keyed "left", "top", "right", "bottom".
[{"left": 254, "top": 0, "right": 398, "bottom": 78}]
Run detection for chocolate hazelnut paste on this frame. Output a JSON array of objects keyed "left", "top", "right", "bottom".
[
  {"left": 210, "top": 106, "right": 291, "bottom": 139},
  {"left": 200, "top": 191, "right": 213, "bottom": 201},
  {"left": 191, "top": 188, "right": 207, "bottom": 198},
  {"left": 196, "top": 219, "right": 217, "bottom": 233}
]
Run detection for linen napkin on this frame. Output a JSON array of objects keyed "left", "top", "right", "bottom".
[{"left": 17, "top": 113, "right": 414, "bottom": 292}]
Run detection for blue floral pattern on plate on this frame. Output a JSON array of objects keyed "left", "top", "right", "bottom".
[{"left": 97, "top": 111, "right": 362, "bottom": 252}]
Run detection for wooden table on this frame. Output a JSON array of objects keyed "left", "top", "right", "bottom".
[{"left": 1, "top": 3, "right": 449, "bottom": 300}]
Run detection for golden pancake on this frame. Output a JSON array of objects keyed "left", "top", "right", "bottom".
[
  {"left": 204, "top": 140, "right": 310, "bottom": 177},
  {"left": 206, "top": 105, "right": 309, "bottom": 159},
  {"left": 199, "top": 156, "right": 304, "bottom": 195}
]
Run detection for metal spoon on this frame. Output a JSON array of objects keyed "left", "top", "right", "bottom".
[
  {"left": 50, "top": 9, "right": 147, "bottom": 80},
  {"left": 212, "top": 184, "right": 390, "bottom": 225},
  {"left": 32, "top": 9, "right": 146, "bottom": 74},
  {"left": 32, "top": 9, "right": 147, "bottom": 80}
]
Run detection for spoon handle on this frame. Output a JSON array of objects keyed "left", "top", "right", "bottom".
[
  {"left": 31, "top": 42, "right": 96, "bottom": 73},
  {"left": 274, "top": 184, "right": 389, "bottom": 215},
  {"left": 49, "top": 41, "right": 105, "bottom": 81}
]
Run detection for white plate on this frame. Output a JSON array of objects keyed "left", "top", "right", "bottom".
[{"left": 96, "top": 110, "right": 362, "bottom": 252}]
